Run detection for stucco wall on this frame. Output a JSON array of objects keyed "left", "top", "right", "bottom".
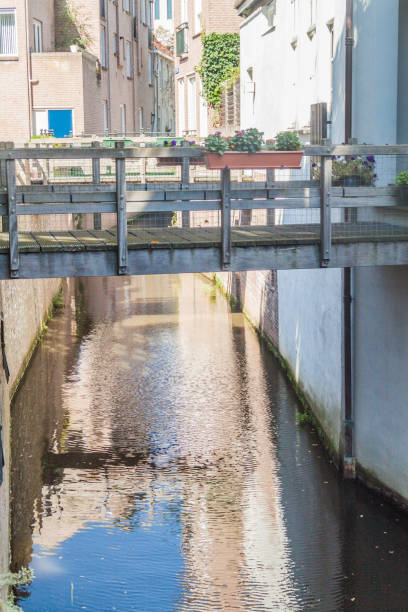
[{"left": 354, "top": 266, "right": 408, "bottom": 502}]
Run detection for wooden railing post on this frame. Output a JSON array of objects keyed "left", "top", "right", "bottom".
[
  {"left": 7, "top": 157, "right": 18, "bottom": 278},
  {"left": 320, "top": 155, "right": 332, "bottom": 268},
  {"left": 92, "top": 142, "right": 102, "bottom": 230},
  {"left": 181, "top": 156, "right": 190, "bottom": 228},
  {"left": 115, "top": 147, "right": 128, "bottom": 275},
  {"left": 221, "top": 166, "right": 231, "bottom": 269},
  {"left": 0, "top": 143, "right": 8, "bottom": 233}
]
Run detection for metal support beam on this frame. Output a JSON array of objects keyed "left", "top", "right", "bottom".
[
  {"left": 92, "top": 142, "right": 102, "bottom": 230},
  {"left": 320, "top": 156, "right": 332, "bottom": 267},
  {"left": 221, "top": 167, "right": 231, "bottom": 270},
  {"left": 7, "top": 159, "right": 18, "bottom": 278},
  {"left": 116, "top": 157, "right": 128, "bottom": 275}
]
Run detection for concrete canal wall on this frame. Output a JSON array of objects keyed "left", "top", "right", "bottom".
[
  {"left": 216, "top": 266, "right": 408, "bottom": 510},
  {"left": 0, "top": 214, "right": 73, "bottom": 602}
]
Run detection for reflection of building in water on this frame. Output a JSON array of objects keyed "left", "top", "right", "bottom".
[{"left": 12, "top": 275, "right": 297, "bottom": 609}]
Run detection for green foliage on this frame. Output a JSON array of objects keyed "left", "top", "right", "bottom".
[
  {"left": 204, "top": 132, "right": 228, "bottom": 155},
  {"left": 396, "top": 171, "right": 408, "bottom": 186},
  {"left": 229, "top": 128, "right": 264, "bottom": 153},
  {"left": 272, "top": 131, "right": 303, "bottom": 151},
  {"left": 198, "top": 32, "right": 240, "bottom": 108},
  {"left": 55, "top": 1, "right": 92, "bottom": 51},
  {"left": 313, "top": 155, "right": 376, "bottom": 185}
]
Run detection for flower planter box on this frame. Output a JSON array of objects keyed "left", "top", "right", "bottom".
[{"left": 204, "top": 150, "right": 304, "bottom": 170}]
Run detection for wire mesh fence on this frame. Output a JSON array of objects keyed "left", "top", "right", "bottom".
[{"left": 5, "top": 148, "right": 408, "bottom": 253}]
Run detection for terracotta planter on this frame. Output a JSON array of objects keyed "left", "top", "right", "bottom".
[{"left": 204, "top": 150, "right": 304, "bottom": 170}]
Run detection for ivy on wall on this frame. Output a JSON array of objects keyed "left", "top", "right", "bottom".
[{"left": 198, "top": 32, "right": 240, "bottom": 108}]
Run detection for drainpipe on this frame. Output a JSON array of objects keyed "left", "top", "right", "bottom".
[
  {"left": 343, "top": 0, "right": 356, "bottom": 479},
  {"left": 24, "top": 0, "right": 33, "bottom": 139},
  {"left": 106, "top": 1, "right": 112, "bottom": 132}
]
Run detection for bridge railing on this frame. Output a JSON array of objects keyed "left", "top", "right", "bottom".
[{"left": 0, "top": 143, "right": 408, "bottom": 277}]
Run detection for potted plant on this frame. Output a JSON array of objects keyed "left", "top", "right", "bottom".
[
  {"left": 203, "top": 129, "right": 304, "bottom": 170},
  {"left": 396, "top": 171, "right": 408, "bottom": 203}
]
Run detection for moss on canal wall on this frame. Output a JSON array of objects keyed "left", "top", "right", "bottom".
[
  {"left": 9, "top": 283, "right": 65, "bottom": 400},
  {"left": 211, "top": 273, "right": 340, "bottom": 468}
]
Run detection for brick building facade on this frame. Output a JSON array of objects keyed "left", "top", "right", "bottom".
[
  {"left": 173, "top": 0, "right": 242, "bottom": 138},
  {"left": 0, "top": 0, "right": 155, "bottom": 142}
]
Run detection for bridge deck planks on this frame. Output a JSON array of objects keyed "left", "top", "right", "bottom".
[{"left": 2, "top": 223, "right": 408, "bottom": 257}]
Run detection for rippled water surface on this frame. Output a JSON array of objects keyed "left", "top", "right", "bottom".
[{"left": 10, "top": 275, "right": 408, "bottom": 611}]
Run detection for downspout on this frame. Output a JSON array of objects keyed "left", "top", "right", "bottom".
[
  {"left": 343, "top": 0, "right": 356, "bottom": 479},
  {"left": 24, "top": 0, "right": 33, "bottom": 139},
  {"left": 106, "top": 0, "right": 112, "bottom": 133}
]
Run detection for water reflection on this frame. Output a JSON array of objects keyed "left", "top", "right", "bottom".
[{"left": 11, "top": 275, "right": 408, "bottom": 611}]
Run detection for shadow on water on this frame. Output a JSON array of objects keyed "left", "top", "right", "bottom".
[{"left": 9, "top": 274, "right": 408, "bottom": 611}]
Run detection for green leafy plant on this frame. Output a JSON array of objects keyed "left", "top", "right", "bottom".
[
  {"left": 312, "top": 155, "right": 377, "bottom": 185},
  {"left": 198, "top": 32, "right": 240, "bottom": 108},
  {"left": 267, "top": 131, "right": 302, "bottom": 151},
  {"left": 396, "top": 171, "right": 408, "bottom": 185},
  {"left": 229, "top": 128, "right": 264, "bottom": 153},
  {"left": 204, "top": 132, "right": 228, "bottom": 155}
]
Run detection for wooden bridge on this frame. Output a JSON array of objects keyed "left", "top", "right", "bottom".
[{"left": 1, "top": 143, "right": 408, "bottom": 279}]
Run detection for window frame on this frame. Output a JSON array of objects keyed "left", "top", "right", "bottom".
[
  {"left": 194, "top": 0, "right": 202, "bottom": 35},
  {"left": 101, "top": 25, "right": 107, "bottom": 68},
  {"left": 148, "top": 51, "right": 153, "bottom": 85},
  {"left": 0, "top": 8, "right": 18, "bottom": 57},
  {"left": 33, "top": 18, "right": 43, "bottom": 53},
  {"left": 126, "top": 40, "right": 132, "bottom": 77}
]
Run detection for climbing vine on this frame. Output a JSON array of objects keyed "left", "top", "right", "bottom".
[
  {"left": 198, "top": 32, "right": 240, "bottom": 108},
  {"left": 55, "top": 0, "right": 92, "bottom": 51}
]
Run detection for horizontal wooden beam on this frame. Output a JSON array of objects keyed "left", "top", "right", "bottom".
[
  {"left": 1, "top": 240, "right": 408, "bottom": 280},
  {"left": 2, "top": 144, "right": 408, "bottom": 160}
]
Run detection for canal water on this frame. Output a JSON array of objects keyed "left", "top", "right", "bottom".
[{"left": 10, "top": 275, "right": 408, "bottom": 611}]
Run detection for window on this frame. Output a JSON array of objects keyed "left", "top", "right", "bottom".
[
  {"left": 147, "top": 0, "right": 151, "bottom": 27},
  {"left": 132, "top": 0, "right": 136, "bottom": 17},
  {"left": 167, "top": 0, "right": 172, "bottom": 19},
  {"left": 103, "top": 100, "right": 108, "bottom": 133},
  {"left": 141, "top": 0, "right": 146, "bottom": 23},
  {"left": 176, "top": 24, "right": 188, "bottom": 56},
  {"left": 100, "top": 0, "right": 106, "bottom": 18},
  {"left": 33, "top": 19, "right": 42, "bottom": 52},
  {"left": 310, "top": 0, "right": 316, "bottom": 25},
  {"left": 121, "top": 104, "right": 126, "bottom": 135},
  {"left": 148, "top": 52, "right": 152, "bottom": 85},
  {"left": 0, "top": 9, "right": 17, "bottom": 56},
  {"left": 177, "top": 78, "right": 185, "bottom": 136},
  {"left": 261, "top": 1, "right": 276, "bottom": 29},
  {"left": 126, "top": 41, "right": 131, "bottom": 77},
  {"left": 180, "top": 0, "right": 187, "bottom": 23},
  {"left": 155, "top": 0, "right": 160, "bottom": 19},
  {"left": 101, "top": 26, "right": 106, "bottom": 67},
  {"left": 124, "top": 0, "right": 130, "bottom": 12},
  {"left": 194, "top": 0, "right": 202, "bottom": 34},
  {"left": 139, "top": 107, "right": 144, "bottom": 132},
  {"left": 187, "top": 76, "right": 197, "bottom": 132}
]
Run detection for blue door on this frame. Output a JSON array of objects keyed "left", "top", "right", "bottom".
[{"left": 48, "top": 110, "right": 73, "bottom": 138}]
